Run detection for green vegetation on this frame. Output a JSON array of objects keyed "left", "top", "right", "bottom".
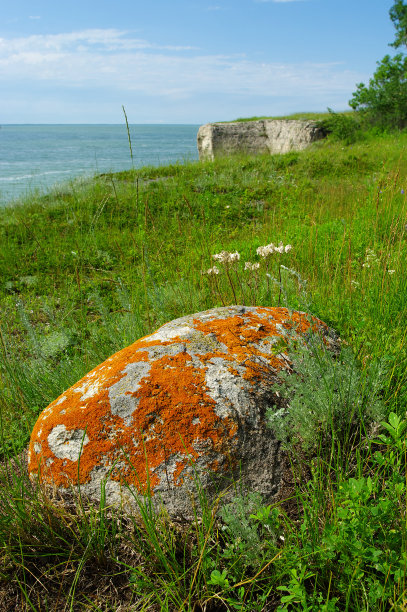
[
  {"left": 390, "top": 0, "right": 407, "bottom": 50},
  {"left": 349, "top": 53, "right": 407, "bottom": 130},
  {"left": 0, "top": 125, "right": 407, "bottom": 609},
  {"left": 350, "top": 0, "right": 407, "bottom": 130},
  {"left": 317, "top": 109, "right": 362, "bottom": 145},
  {"left": 229, "top": 111, "right": 340, "bottom": 123}
]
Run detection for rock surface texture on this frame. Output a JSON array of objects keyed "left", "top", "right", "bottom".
[
  {"left": 197, "top": 120, "right": 325, "bottom": 161},
  {"left": 28, "top": 306, "right": 337, "bottom": 517}
]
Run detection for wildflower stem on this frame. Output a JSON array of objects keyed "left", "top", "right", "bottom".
[
  {"left": 225, "top": 266, "right": 238, "bottom": 304},
  {"left": 213, "top": 275, "right": 226, "bottom": 307},
  {"left": 266, "top": 260, "right": 271, "bottom": 303},
  {"left": 234, "top": 269, "right": 247, "bottom": 305},
  {"left": 278, "top": 265, "right": 282, "bottom": 306}
]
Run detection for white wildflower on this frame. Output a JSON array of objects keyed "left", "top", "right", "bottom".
[
  {"left": 212, "top": 250, "right": 240, "bottom": 264},
  {"left": 256, "top": 242, "right": 292, "bottom": 257},
  {"left": 363, "top": 248, "right": 379, "bottom": 267},
  {"left": 205, "top": 266, "right": 220, "bottom": 275},
  {"left": 351, "top": 280, "right": 360, "bottom": 288},
  {"left": 244, "top": 262, "right": 260, "bottom": 271},
  {"left": 256, "top": 243, "right": 275, "bottom": 258},
  {"left": 388, "top": 269, "right": 396, "bottom": 275}
]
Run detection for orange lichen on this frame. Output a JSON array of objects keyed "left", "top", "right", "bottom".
[
  {"left": 121, "top": 352, "right": 237, "bottom": 486},
  {"left": 29, "top": 341, "right": 152, "bottom": 489},
  {"left": 173, "top": 461, "right": 186, "bottom": 486},
  {"left": 28, "top": 306, "right": 326, "bottom": 497},
  {"left": 29, "top": 341, "right": 237, "bottom": 493},
  {"left": 192, "top": 308, "right": 310, "bottom": 383}
]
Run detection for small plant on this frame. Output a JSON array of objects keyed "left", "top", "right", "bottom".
[
  {"left": 203, "top": 241, "right": 294, "bottom": 307},
  {"left": 267, "top": 329, "right": 386, "bottom": 452},
  {"left": 219, "top": 492, "right": 270, "bottom": 566},
  {"left": 277, "top": 564, "right": 339, "bottom": 611}
]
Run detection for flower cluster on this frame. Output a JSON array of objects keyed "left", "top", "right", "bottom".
[
  {"left": 362, "top": 248, "right": 380, "bottom": 268},
  {"left": 256, "top": 242, "right": 292, "bottom": 257},
  {"left": 204, "top": 266, "right": 220, "bottom": 275},
  {"left": 212, "top": 250, "right": 240, "bottom": 264},
  {"left": 205, "top": 242, "right": 293, "bottom": 277},
  {"left": 244, "top": 262, "right": 260, "bottom": 271}
]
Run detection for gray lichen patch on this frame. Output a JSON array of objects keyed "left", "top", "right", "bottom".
[
  {"left": 47, "top": 425, "right": 89, "bottom": 461},
  {"left": 204, "top": 357, "right": 249, "bottom": 419},
  {"left": 108, "top": 360, "right": 151, "bottom": 424}
]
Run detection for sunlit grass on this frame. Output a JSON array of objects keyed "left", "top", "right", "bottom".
[{"left": 0, "top": 130, "right": 406, "bottom": 609}]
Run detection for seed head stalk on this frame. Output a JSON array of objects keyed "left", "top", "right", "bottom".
[{"left": 122, "top": 105, "right": 134, "bottom": 167}]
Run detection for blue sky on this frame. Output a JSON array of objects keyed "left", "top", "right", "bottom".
[{"left": 1, "top": 0, "right": 396, "bottom": 124}]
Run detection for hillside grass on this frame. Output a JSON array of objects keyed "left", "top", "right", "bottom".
[
  {"left": 0, "top": 129, "right": 406, "bottom": 610},
  {"left": 228, "top": 111, "right": 354, "bottom": 122}
]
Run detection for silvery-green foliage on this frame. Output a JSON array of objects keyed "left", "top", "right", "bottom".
[
  {"left": 39, "top": 330, "right": 73, "bottom": 359},
  {"left": 267, "top": 332, "right": 386, "bottom": 450},
  {"left": 219, "top": 492, "right": 265, "bottom": 564}
]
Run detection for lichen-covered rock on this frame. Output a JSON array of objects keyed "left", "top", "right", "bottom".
[
  {"left": 197, "top": 119, "right": 325, "bottom": 161},
  {"left": 28, "top": 306, "right": 337, "bottom": 517}
]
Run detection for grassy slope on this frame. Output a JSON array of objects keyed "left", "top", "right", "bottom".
[
  {"left": 226, "top": 111, "right": 354, "bottom": 122},
  {"left": 0, "top": 131, "right": 406, "bottom": 610}
]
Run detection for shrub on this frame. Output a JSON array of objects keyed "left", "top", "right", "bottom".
[
  {"left": 349, "top": 54, "right": 407, "bottom": 130},
  {"left": 317, "top": 108, "right": 362, "bottom": 144},
  {"left": 267, "top": 330, "right": 386, "bottom": 452}
]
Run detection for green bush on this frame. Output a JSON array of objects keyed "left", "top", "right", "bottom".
[
  {"left": 318, "top": 108, "right": 362, "bottom": 144},
  {"left": 349, "top": 54, "right": 407, "bottom": 130}
]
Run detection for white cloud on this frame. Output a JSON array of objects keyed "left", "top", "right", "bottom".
[
  {"left": 0, "top": 29, "right": 362, "bottom": 103},
  {"left": 0, "top": 30, "right": 195, "bottom": 54}
]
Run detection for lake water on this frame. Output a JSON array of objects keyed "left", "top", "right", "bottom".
[{"left": 0, "top": 124, "right": 199, "bottom": 206}]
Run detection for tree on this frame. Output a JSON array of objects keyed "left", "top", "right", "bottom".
[
  {"left": 348, "top": 2, "right": 407, "bottom": 130},
  {"left": 390, "top": 0, "right": 407, "bottom": 49},
  {"left": 349, "top": 54, "right": 407, "bottom": 129}
]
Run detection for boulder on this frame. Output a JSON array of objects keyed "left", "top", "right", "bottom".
[
  {"left": 28, "top": 306, "right": 337, "bottom": 518},
  {"left": 197, "top": 119, "right": 325, "bottom": 161}
]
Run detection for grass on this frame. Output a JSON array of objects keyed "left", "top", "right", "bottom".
[
  {"left": 227, "top": 111, "right": 355, "bottom": 122},
  {"left": 0, "top": 124, "right": 406, "bottom": 609}
]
